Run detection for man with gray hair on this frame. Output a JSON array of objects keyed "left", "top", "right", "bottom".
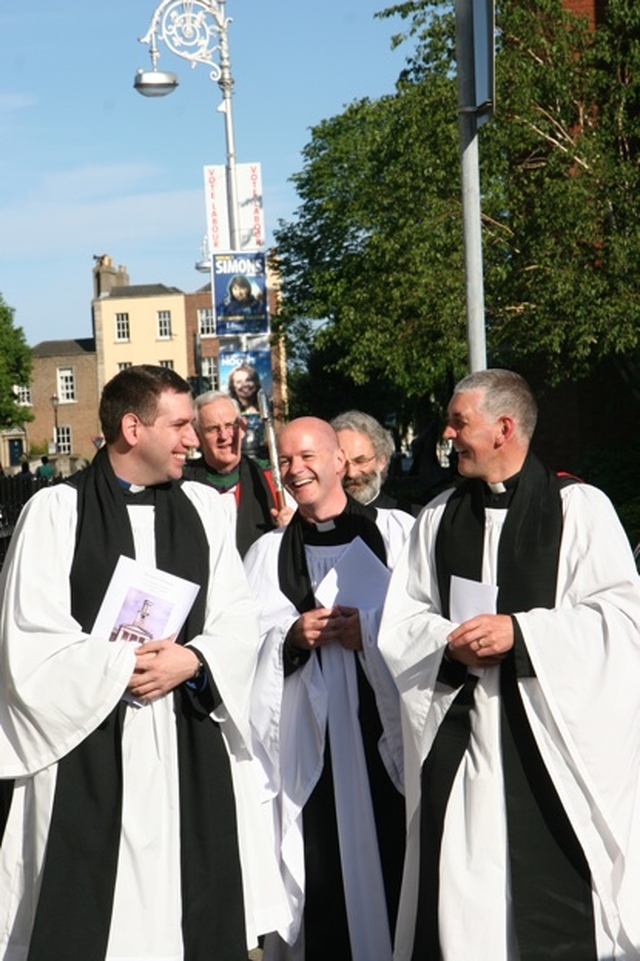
[
  {"left": 185, "top": 390, "right": 291, "bottom": 557},
  {"left": 331, "top": 410, "right": 418, "bottom": 515},
  {"left": 380, "top": 368, "right": 640, "bottom": 960}
]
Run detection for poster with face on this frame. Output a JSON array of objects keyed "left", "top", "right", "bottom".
[
  {"left": 218, "top": 336, "right": 272, "bottom": 413},
  {"left": 212, "top": 252, "right": 269, "bottom": 335},
  {"left": 218, "top": 336, "right": 272, "bottom": 457}
]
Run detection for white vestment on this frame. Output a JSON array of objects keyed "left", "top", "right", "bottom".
[
  {"left": 379, "top": 483, "right": 640, "bottom": 960},
  {"left": 0, "top": 481, "right": 291, "bottom": 960},
  {"left": 245, "top": 508, "right": 414, "bottom": 961}
]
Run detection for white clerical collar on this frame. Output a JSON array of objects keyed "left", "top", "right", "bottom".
[
  {"left": 487, "top": 481, "right": 507, "bottom": 494},
  {"left": 315, "top": 519, "right": 337, "bottom": 532},
  {"left": 117, "top": 478, "right": 146, "bottom": 493}
]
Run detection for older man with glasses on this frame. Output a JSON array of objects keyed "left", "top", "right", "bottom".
[{"left": 185, "top": 390, "right": 292, "bottom": 557}]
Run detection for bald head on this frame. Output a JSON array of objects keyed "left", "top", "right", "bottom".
[
  {"left": 277, "top": 417, "right": 347, "bottom": 522},
  {"left": 279, "top": 417, "right": 340, "bottom": 452}
]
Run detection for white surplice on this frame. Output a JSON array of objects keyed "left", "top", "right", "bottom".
[
  {"left": 245, "top": 508, "right": 414, "bottom": 961},
  {"left": 0, "top": 481, "right": 291, "bottom": 960},
  {"left": 379, "top": 483, "right": 640, "bottom": 960}
]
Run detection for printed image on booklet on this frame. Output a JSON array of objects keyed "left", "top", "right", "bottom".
[{"left": 93, "top": 555, "right": 201, "bottom": 646}]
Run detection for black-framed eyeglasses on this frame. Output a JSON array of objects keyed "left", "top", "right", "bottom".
[
  {"left": 344, "top": 454, "right": 377, "bottom": 469},
  {"left": 202, "top": 420, "right": 241, "bottom": 437}
]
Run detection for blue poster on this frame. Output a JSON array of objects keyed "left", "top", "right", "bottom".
[
  {"left": 212, "top": 251, "right": 269, "bottom": 335},
  {"left": 218, "top": 336, "right": 272, "bottom": 457},
  {"left": 218, "top": 337, "right": 272, "bottom": 413}
]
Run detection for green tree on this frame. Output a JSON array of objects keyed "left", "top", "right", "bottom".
[
  {"left": 0, "top": 293, "right": 33, "bottom": 429},
  {"left": 273, "top": 73, "right": 466, "bottom": 403},
  {"left": 273, "top": 0, "right": 640, "bottom": 402},
  {"left": 481, "top": 0, "right": 640, "bottom": 378}
]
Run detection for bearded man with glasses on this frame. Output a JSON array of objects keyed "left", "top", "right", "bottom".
[{"left": 332, "top": 410, "right": 420, "bottom": 517}]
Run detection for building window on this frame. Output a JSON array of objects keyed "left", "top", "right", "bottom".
[
  {"left": 14, "top": 384, "right": 32, "bottom": 405},
  {"left": 56, "top": 425, "right": 72, "bottom": 455},
  {"left": 57, "top": 367, "right": 76, "bottom": 402},
  {"left": 117, "top": 362, "right": 132, "bottom": 371},
  {"left": 157, "top": 310, "right": 172, "bottom": 339},
  {"left": 159, "top": 360, "right": 174, "bottom": 370},
  {"left": 198, "top": 308, "right": 215, "bottom": 336},
  {"left": 201, "top": 356, "right": 219, "bottom": 390},
  {"left": 115, "top": 313, "right": 130, "bottom": 341}
]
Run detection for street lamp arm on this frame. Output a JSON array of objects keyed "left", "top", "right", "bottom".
[{"left": 138, "top": 0, "right": 233, "bottom": 81}]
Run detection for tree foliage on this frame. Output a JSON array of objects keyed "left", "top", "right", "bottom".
[
  {"left": 482, "top": 0, "right": 640, "bottom": 377},
  {"left": 273, "top": 70, "right": 465, "bottom": 402},
  {"left": 0, "top": 294, "right": 33, "bottom": 429},
  {"left": 273, "top": 0, "right": 640, "bottom": 404}
]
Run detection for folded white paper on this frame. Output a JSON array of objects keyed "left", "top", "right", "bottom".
[
  {"left": 450, "top": 574, "right": 498, "bottom": 624},
  {"left": 314, "top": 536, "right": 391, "bottom": 609},
  {"left": 450, "top": 575, "right": 498, "bottom": 678}
]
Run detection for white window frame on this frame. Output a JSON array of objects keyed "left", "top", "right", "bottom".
[
  {"left": 198, "top": 307, "right": 215, "bottom": 336},
  {"left": 115, "top": 312, "right": 130, "bottom": 342},
  {"left": 159, "top": 359, "right": 174, "bottom": 370},
  {"left": 57, "top": 367, "right": 76, "bottom": 403},
  {"left": 201, "top": 356, "right": 219, "bottom": 390},
  {"left": 14, "top": 384, "right": 32, "bottom": 406},
  {"left": 157, "top": 310, "right": 172, "bottom": 340},
  {"left": 56, "top": 424, "right": 72, "bottom": 454}
]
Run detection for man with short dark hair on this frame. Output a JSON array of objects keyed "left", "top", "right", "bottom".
[
  {"left": 185, "top": 390, "right": 291, "bottom": 557},
  {"left": 0, "top": 365, "right": 288, "bottom": 960},
  {"left": 380, "top": 368, "right": 640, "bottom": 960}
]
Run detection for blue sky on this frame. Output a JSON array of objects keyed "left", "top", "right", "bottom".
[{"left": 0, "top": 0, "right": 407, "bottom": 346}]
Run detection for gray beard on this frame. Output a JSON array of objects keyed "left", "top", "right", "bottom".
[{"left": 344, "top": 469, "right": 383, "bottom": 506}]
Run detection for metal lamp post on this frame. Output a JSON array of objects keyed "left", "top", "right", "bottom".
[
  {"left": 134, "top": 0, "right": 241, "bottom": 251},
  {"left": 455, "top": 0, "right": 495, "bottom": 374}
]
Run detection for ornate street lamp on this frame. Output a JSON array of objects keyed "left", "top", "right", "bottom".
[{"left": 134, "top": 0, "right": 241, "bottom": 250}]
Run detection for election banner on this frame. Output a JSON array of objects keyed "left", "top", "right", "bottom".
[
  {"left": 212, "top": 251, "right": 269, "bottom": 336},
  {"left": 203, "top": 162, "right": 265, "bottom": 252}
]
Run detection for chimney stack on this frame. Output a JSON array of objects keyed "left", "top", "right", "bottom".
[{"left": 93, "top": 254, "right": 130, "bottom": 298}]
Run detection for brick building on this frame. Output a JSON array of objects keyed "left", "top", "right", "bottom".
[
  {"left": 2, "top": 338, "right": 101, "bottom": 472},
  {"left": 184, "top": 283, "right": 220, "bottom": 391},
  {"left": 564, "top": 0, "right": 607, "bottom": 26},
  {"left": 4, "top": 254, "right": 286, "bottom": 474}
]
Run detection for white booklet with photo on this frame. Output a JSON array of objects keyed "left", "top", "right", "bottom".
[
  {"left": 93, "top": 555, "right": 201, "bottom": 707},
  {"left": 93, "top": 555, "right": 201, "bottom": 647}
]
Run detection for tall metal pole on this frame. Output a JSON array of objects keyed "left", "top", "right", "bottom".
[
  {"left": 217, "top": 0, "right": 240, "bottom": 250},
  {"left": 135, "top": 0, "right": 241, "bottom": 250},
  {"left": 455, "top": 0, "right": 487, "bottom": 372}
]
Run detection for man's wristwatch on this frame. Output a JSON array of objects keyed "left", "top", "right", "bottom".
[{"left": 191, "top": 650, "right": 206, "bottom": 680}]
